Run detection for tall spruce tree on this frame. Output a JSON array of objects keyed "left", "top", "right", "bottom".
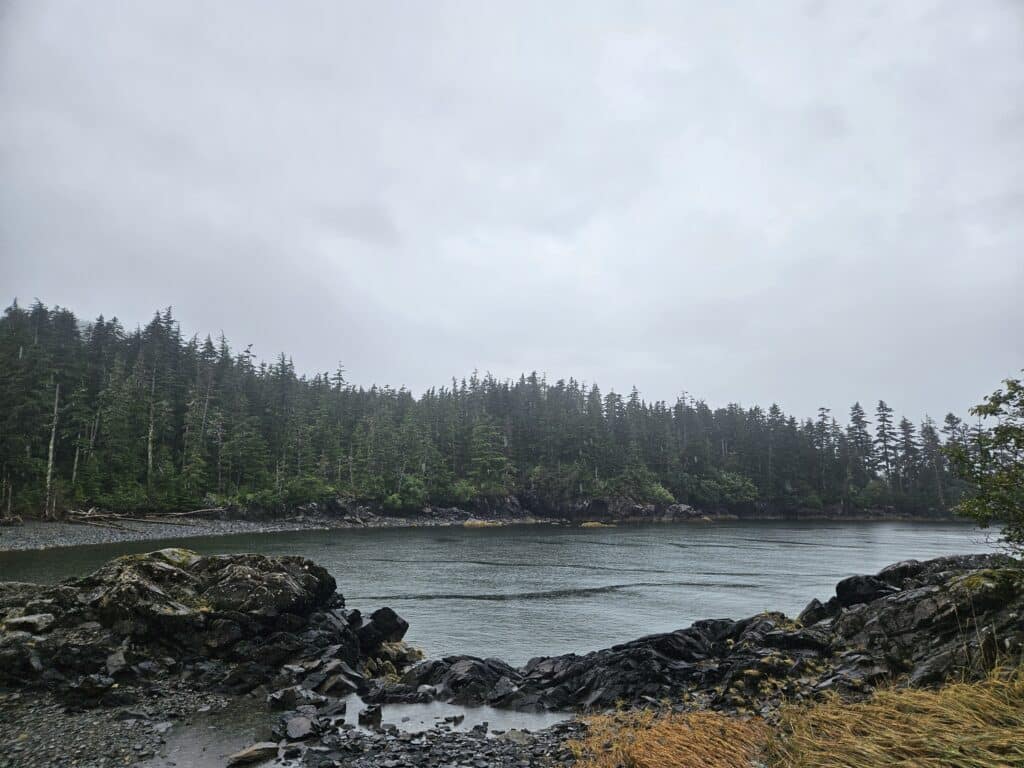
[{"left": 0, "top": 300, "right": 966, "bottom": 519}]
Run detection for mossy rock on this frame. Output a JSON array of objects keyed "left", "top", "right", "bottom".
[{"left": 950, "top": 568, "right": 1024, "bottom": 610}]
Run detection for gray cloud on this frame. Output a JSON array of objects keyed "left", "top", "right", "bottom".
[{"left": 1, "top": 0, "right": 1022, "bottom": 421}]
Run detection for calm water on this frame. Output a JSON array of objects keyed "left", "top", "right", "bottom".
[{"left": 0, "top": 521, "right": 993, "bottom": 665}]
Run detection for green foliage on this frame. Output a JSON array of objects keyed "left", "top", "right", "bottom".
[
  {"left": 281, "top": 476, "right": 335, "bottom": 507},
  {"left": 851, "top": 478, "right": 891, "bottom": 510},
  {"left": 468, "top": 419, "right": 513, "bottom": 497},
  {"left": 608, "top": 444, "right": 676, "bottom": 504},
  {"left": 680, "top": 470, "right": 757, "bottom": 507},
  {"left": 947, "top": 375, "right": 1024, "bottom": 549},
  {"left": 384, "top": 475, "right": 429, "bottom": 511},
  {"left": 0, "top": 300, "right": 969, "bottom": 518},
  {"left": 450, "top": 479, "right": 478, "bottom": 506}
]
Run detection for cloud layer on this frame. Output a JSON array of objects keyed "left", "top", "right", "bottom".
[{"left": 2, "top": 1, "right": 1022, "bottom": 419}]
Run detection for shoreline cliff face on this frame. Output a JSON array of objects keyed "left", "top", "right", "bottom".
[{"left": 1, "top": 549, "right": 1020, "bottom": 767}]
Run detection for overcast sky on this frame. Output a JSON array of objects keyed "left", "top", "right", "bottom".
[{"left": 2, "top": 1, "right": 1022, "bottom": 421}]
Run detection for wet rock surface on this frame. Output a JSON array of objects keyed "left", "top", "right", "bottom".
[
  {"left": 2, "top": 549, "right": 1021, "bottom": 767},
  {"left": 0, "top": 686, "right": 228, "bottom": 768},
  {"left": 0, "top": 548, "right": 427, "bottom": 729},
  {"left": 369, "top": 553, "right": 1024, "bottom": 718},
  {"left": 300, "top": 720, "right": 581, "bottom": 768}
]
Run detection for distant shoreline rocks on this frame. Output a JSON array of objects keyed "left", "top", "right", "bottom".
[{"left": 0, "top": 495, "right": 970, "bottom": 553}]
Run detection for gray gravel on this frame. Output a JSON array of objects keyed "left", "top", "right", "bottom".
[
  {"left": 0, "top": 518, "right": 332, "bottom": 552},
  {"left": 0, "top": 513, "right": 556, "bottom": 553},
  {"left": 0, "top": 687, "right": 231, "bottom": 768}
]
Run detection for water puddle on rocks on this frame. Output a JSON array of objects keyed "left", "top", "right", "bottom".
[
  {"left": 141, "top": 697, "right": 273, "bottom": 768},
  {"left": 143, "top": 695, "right": 570, "bottom": 767},
  {"left": 340, "top": 694, "right": 570, "bottom": 734}
]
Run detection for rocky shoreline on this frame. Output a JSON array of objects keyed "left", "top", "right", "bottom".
[
  {"left": 0, "top": 497, "right": 965, "bottom": 553},
  {"left": 1, "top": 547, "right": 1021, "bottom": 767}
]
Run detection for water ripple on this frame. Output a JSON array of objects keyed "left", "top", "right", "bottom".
[{"left": 353, "top": 580, "right": 759, "bottom": 602}]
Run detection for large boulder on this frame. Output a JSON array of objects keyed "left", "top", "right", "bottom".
[
  {"left": 354, "top": 607, "right": 409, "bottom": 653},
  {"left": 0, "top": 549, "right": 407, "bottom": 703},
  {"left": 835, "top": 574, "right": 900, "bottom": 607}
]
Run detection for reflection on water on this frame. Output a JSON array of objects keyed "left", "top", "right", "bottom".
[
  {"left": 0, "top": 520, "right": 993, "bottom": 665},
  {"left": 143, "top": 696, "right": 568, "bottom": 768},
  {"left": 339, "top": 694, "right": 569, "bottom": 734}
]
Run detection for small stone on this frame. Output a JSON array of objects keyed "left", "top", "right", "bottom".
[{"left": 226, "top": 742, "right": 279, "bottom": 765}]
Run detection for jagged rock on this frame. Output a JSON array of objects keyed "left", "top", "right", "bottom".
[
  {"left": 355, "top": 607, "right": 409, "bottom": 653},
  {"left": 835, "top": 574, "right": 900, "bottom": 606},
  {"left": 373, "top": 554, "right": 1024, "bottom": 715},
  {"left": 268, "top": 685, "right": 328, "bottom": 710},
  {"left": 105, "top": 649, "right": 128, "bottom": 676},
  {"left": 285, "top": 714, "right": 316, "bottom": 740},
  {"left": 206, "top": 618, "right": 244, "bottom": 649},
  {"left": 797, "top": 597, "right": 837, "bottom": 625},
  {"left": 227, "top": 742, "right": 279, "bottom": 765},
  {"left": 877, "top": 559, "right": 923, "bottom": 586},
  {"left": 358, "top": 703, "right": 382, "bottom": 728},
  {"left": 2, "top": 613, "right": 56, "bottom": 633},
  {"left": 0, "top": 548, "right": 407, "bottom": 706},
  {"left": 3, "top": 548, "right": 1020, "bottom": 723}
]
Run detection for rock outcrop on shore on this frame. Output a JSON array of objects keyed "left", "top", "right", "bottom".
[
  {"left": 2, "top": 549, "right": 1021, "bottom": 768},
  {"left": 368, "top": 553, "right": 1024, "bottom": 717},
  {"left": 0, "top": 548, "right": 417, "bottom": 707}
]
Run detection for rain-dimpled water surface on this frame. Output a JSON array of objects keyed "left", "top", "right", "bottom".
[{"left": 0, "top": 521, "right": 993, "bottom": 665}]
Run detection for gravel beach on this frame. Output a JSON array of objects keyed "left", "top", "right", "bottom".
[
  {"left": 0, "top": 510, "right": 555, "bottom": 553},
  {"left": 0, "top": 518, "right": 332, "bottom": 552}
]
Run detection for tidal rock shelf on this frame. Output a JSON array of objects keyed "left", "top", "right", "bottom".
[
  {"left": 373, "top": 553, "right": 1024, "bottom": 717},
  {"left": 1, "top": 549, "right": 1021, "bottom": 767}
]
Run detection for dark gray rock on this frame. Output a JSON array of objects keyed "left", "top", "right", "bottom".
[
  {"left": 355, "top": 607, "right": 409, "bottom": 653},
  {"left": 268, "top": 685, "right": 328, "bottom": 710},
  {"left": 797, "top": 597, "right": 837, "bottom": 625},
  {"left": 358, "top": 703, "right": 382, "bottom": 728},
  {"left": 835, "top": 574, "right": 900, "bottom": 606},
  {"left": 373, "top": 554, "right": 1024, "bottom": 715},
  {"left": 0, "top": 548, "right": 409, "bottom": 707}
]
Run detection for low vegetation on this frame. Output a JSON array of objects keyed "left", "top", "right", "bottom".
[
  {"left": 946, "top": 373, "right": 1024, "bottom": 552},
  {"left": 569, "top": 665, "right": 1024, "bottom": 768},
  {"left": 567, "top": 710, "right": 768, "bottom": 768}
]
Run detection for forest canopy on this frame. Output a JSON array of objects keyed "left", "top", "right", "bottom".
[{"left": 0, "top": 301, "right": 971, "bottom": 518}]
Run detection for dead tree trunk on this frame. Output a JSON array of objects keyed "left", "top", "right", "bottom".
[
  {"left": 71, "top": 430, "right": 81, "bottom": 488},
  {"left": 147, "top": 367, "right": 156, "bottom": 498},
  {"left": 45, "top": 382, "right": 60, "bottom": 519}
]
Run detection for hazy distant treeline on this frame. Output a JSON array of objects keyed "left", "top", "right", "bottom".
[{"left": 0, "top": 301, "right": 971, "bottom": 517}]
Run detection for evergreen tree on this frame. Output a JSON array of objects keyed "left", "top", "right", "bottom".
[
  {"left": 0, "top": 300, "right": 968, "bottom": 519},
  {"left": 874, "top": 400, "right": 897, "bottom": 487}
]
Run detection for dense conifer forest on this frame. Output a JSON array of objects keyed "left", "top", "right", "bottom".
[{"left": 0, "top": 301, "right": 970, "bottom": 518}]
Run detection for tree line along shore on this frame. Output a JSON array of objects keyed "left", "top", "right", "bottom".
[{"left": 1, "top": 301, "right": 977, "bottom": 523}]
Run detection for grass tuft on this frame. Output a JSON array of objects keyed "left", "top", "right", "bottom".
[
  {"left": 567, "top": 666, "right": 1024, "bottom": 767},
  {"left": 567, "top": 710, "right": 768, "bottom": 768},
  {"left": 767, "top": 665, "right": 1024, "bottom": 768}
]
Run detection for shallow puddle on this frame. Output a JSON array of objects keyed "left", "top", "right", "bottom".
[
  {"left": 341, "top": 694, "right": 570, "bottom": 734},
  {"left": 143, "top": 695, "right": 570, "bottom": 767}
]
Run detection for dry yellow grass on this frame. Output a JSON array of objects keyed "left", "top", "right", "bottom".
[
  {"left": 567, "top": 710, "right": 769, "bottom": 768},
  {"left": 767, "top": 665, "right": 1024, "bottom": 768},
  {"left": 567, "top": 666, "right": 1024, "bottom": 768},
  {"left": 462, "top": 519, "right": 504, "bottom": 528}
]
